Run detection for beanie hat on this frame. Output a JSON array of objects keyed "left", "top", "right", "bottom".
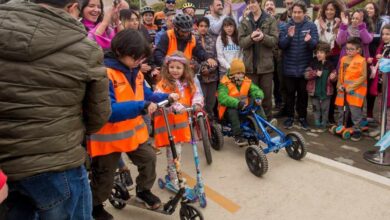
[
  {"left": 0, "top": 171, "right": 7, "bottom": 190},
  {"left": 229, "top": 59, "right": 245, "bottom": 75}
]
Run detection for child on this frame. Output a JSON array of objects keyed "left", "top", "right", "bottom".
[
  {"left": 153, "top": 51, "right": 204, "bottom": 188},
  {"left": 195, "top": 17, "right": 219, "bottom": 121},
  {"left": 216, "top": 17, "right": 243, "bottom": 76},
  {"left": 218, "top": 59, "right": 265, "bottom": 146},
  {"left": 87, "top": 30, "right": 178, "bottom": 218},
  {"left": 335, "top": 37, "right": 367, "bottom": 141},
  {"left": 305, "top": 42, "right": 337, "bottom": 132},
  {"left": 141, "top": 6, "right": 158, "bottom": 43},
  {"left": 369, "top": 24, "right": 390, "bottom": 139}
]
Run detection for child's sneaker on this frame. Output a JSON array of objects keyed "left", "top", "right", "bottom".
[
  {"left": 234, "top": 136, "right": 247, "bottom": 147},
  {"left": 136, "top": 189, "right": 162, "bottom": 210},
  {"left": 119, "top": 169, "right": 134, "bottom": 190},
  {"left": 335, "top": 125, "right": 345, "bottom": 134},
  {"left": 351, "top": 130, "right": 362, "bottom": 141},
  {"left": 298, "top": 118, "right": 309, "bottom": 131},
  {"left": 283, "top": 117, "right": 294, "bottom": 129}
]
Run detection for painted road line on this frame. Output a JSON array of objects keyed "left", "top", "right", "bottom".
[
  {"left": 340, "top": 144, "right": 360, "bottom": 153},
  {"left": 181, "top": 172, "right": 241, "bottom": 213},
  {"left": 307, "top": 153, "right": 390, "bottom": 187}
]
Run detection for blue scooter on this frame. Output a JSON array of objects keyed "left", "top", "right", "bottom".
[{"left": 158, "top": 106, "right": 207, "bottom": 208}]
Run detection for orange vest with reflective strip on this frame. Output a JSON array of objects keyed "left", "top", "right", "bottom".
[
  {"left": 335, "top": 55, "right": 367, "bottom": 108},
  {"left": 218, "top": 75, "right": 252, "bottom": 119},
  {"left": 153, "top": 80, "right": 192, "bottom": 148},
  {"left": 166, "top": 29, "right": 196, "bottom": 60},
  {"left": 87, "top": 68, "right": 149, "bottom": 157}
]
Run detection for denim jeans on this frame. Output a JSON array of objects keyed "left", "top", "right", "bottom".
[{"left": 1, "top": 165, "right": 92, "bottom": 220}]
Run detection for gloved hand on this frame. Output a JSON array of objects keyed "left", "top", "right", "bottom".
[{"left": 237, "top": 101, "right": 247, "bottom": 110}]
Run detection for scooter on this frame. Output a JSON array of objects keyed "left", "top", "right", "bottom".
[
  {"left": 158, "top": 106, "right": 207, "bottom": 208},
  {"left": 108, "top": 100, "right": 203, "bottom": 220}
]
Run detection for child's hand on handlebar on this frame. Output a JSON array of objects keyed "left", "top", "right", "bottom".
[
  {"left": 237, "top": 101, "right": 248, "bottom": 110},
  {"left": 169, "top": 93, "right": 180, "bottom": 102},
  {"left": 147, "top": 103, "right": 157, "bottom": 114},
  {"left": 193, "top": 104, "right": 202, "bottom": 111}
]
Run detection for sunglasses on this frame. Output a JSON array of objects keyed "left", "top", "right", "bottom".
[
  {"left": 345, "top": 47, "right": 357, "bottom": 51},
  {"left": 166, "top": 0, "right": 176, "bottom": 4},
  {"left": 326, "top": 22, "right": 331, "bottom": 33}
]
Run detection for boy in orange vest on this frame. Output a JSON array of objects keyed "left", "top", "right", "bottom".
[
  {"left": 335, "top": 38, "right": 367, "bottom": 141},
  {"left": 88, "top": 30, "right": 179, "bottom": 218},
  {"left": 218, "top": 59, "right": 265, "bottom": 146}
]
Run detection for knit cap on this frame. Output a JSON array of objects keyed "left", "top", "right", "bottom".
[{"left": 229, "top": 59, "right": 245, "bottom": 75}]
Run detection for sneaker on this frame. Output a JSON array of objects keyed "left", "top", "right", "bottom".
[
  {"left": 136, "top": 189, "right": 161, "bottom": 210},
  {"left": 298, "top": 118, "right": 309, "bottom": 131},
  {"left": 283, "top": 117, "right": 294, "bottom": 129},
  {"left": 335, "top": 125, "right": 345, "bottom": 134},
  {"left": 119, "top": 169, "right": 134, "bottom": 190},
  {"left": 369, "top": 129, "right": 380, "bottom": 137},
  {"left": 234, "top": 136, "right": 247, "bottom": 147},
  {"left": 367, "top": 117, "right": 375, "bottom": 123},
  {"left": 92, "top": 204, "right": 113, "bottom": 220},
  {"left": 351, "top": 130, "right": 362, "bottom": 141}
]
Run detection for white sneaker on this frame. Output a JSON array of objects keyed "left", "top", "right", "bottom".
[{"left": 369, "top": 129, "right": 380, "bottom": 137}]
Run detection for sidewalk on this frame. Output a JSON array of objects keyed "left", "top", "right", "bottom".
[{"left": 109, "top": 138, "right": 390, "bottom": 220}]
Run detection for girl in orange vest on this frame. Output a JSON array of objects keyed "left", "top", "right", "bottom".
[
  {"left": 153, "top": 51, "right": 204, "bottom": 188},
  {"left": 335, "top": 37, "right": 368, "bottom": 141}
]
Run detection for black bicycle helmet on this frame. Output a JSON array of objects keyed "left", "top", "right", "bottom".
[
  {"left": 173, "top": 14, "right": 193, "bottom": 32},
  {"left": 140, "top": 6, "right": 154, "bottom": 16}
]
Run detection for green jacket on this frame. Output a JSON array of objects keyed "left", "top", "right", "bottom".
[
  {"left": 0, "top": 2, "right": 111, "bottom": 181},
  {"left": 218, "top": 81, "right": 264, "bottom": 109},
  {"left": 238, "top": 10, "right": 279, "bottom": 74}
]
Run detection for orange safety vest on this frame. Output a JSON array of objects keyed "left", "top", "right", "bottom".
[
  {"left": 335, "top": 55, "right": 367, "bottom": 108},
  {"left": 87, "top": 68, "right": 149, "bottom": 158},
  {"left": 153, "top": 80, "right": 192, "bottom": 148},
  {"left": 166, "top": 29, "right": 196, "bottom": 60},
  {"left": 218, "top": 75, "right": 252, "bottom": 119}
]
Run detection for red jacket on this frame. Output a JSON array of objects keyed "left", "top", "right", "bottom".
[{"left": 304, "top": 60, "right": 337, "bottom": 97}]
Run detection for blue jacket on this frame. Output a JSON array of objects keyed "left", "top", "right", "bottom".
[
  {"left": 279, "top": 17, "right": 318, "bottom": 78},
  {"left": 104, "top": 54, "right": 168, "bottom": 123}
]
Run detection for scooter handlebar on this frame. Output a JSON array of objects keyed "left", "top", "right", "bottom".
[{"left": 157, "top": 100, "right": 170, "bottom": 108}]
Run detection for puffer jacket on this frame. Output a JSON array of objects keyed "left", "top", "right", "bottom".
[
  {"left": 0, "top": 1, "right": 111, "bottom": 181},
  {"left": 238, "top": 11, "right": 279, "bottom": 74},
  {"left": 279, "top": 17, "right": 319, "bottom": 78}
]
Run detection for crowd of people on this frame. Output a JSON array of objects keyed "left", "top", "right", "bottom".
[{"left": 0, "top": 0, "right": 390, "bottom": 219}]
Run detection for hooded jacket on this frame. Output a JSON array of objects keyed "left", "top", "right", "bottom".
[{"left": 0, "top": 1, "right": 111, "bottom": 181}]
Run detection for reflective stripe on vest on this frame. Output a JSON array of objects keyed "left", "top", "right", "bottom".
[
  {"left": 335, "top": 55, "right": 367, "bottom": 107},
  {"left": 87, "top": 68, "right": 149, "bottom": 157},
  {"left": 166, "top": 29, "right": 196, "bottom": 60},
  {"left": 153, "top": 80, "right": 192, "bottom": 147},
  {"left": 218, "top": 75, "right": 252, "bottom": 119}
]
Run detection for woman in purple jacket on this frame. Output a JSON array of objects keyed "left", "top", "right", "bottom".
[
  {"left": 336, "top": 8, "right": 373, "bottom": 59},
  {"left": 80, "top": 0, "right": 127, "bottom": 50}
]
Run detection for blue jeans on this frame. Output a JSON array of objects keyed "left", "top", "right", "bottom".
[{"left": 1, "top": 165, "right": 92, "bottom": 220}]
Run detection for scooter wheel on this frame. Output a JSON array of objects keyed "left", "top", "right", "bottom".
[
  {"left": 342, "top": 130, "right": 351, "bottom": 139},
  {"left": 158, "top": 178, "right": 165, "bottom": 189},
  {"left": 199, "top": 193, "right": 207, "bottom": 208},
  {"left": 180, "top": 204, "right": 204, "bottom": 220},
  {"left": 108, "top": 183, "right": 127, "bottom": 209},
  {"left": 285, "top": 131, "right": 307, "bottom": 160},
  {"left": 329, "top": 125, "right": 337, "bottom": 135},
  {"left": 245, "top": 145, "right": 268, "bottom": 177}
]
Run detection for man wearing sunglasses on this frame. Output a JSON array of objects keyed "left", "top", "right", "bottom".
[
  {"left": 154, "top": 14, "right": 217, "bottom": 68},
  {"left": 0, "top": 0, "right": 110, "bottom": 219},
  {"left": 154, "top": 0, "right": 176, "bottom": 31}
]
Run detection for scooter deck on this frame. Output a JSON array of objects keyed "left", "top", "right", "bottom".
[{"left": 125, "top": 196, "right": 172, "bottom": 215}]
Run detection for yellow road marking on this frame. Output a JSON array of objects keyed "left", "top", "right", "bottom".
[{"left": 182, "top": 172, "right": 241, "bottom": 213}]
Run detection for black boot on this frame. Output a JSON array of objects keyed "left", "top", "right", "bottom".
[{"left": 92, "top": 204, "right": 113, "bottom": 220}]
